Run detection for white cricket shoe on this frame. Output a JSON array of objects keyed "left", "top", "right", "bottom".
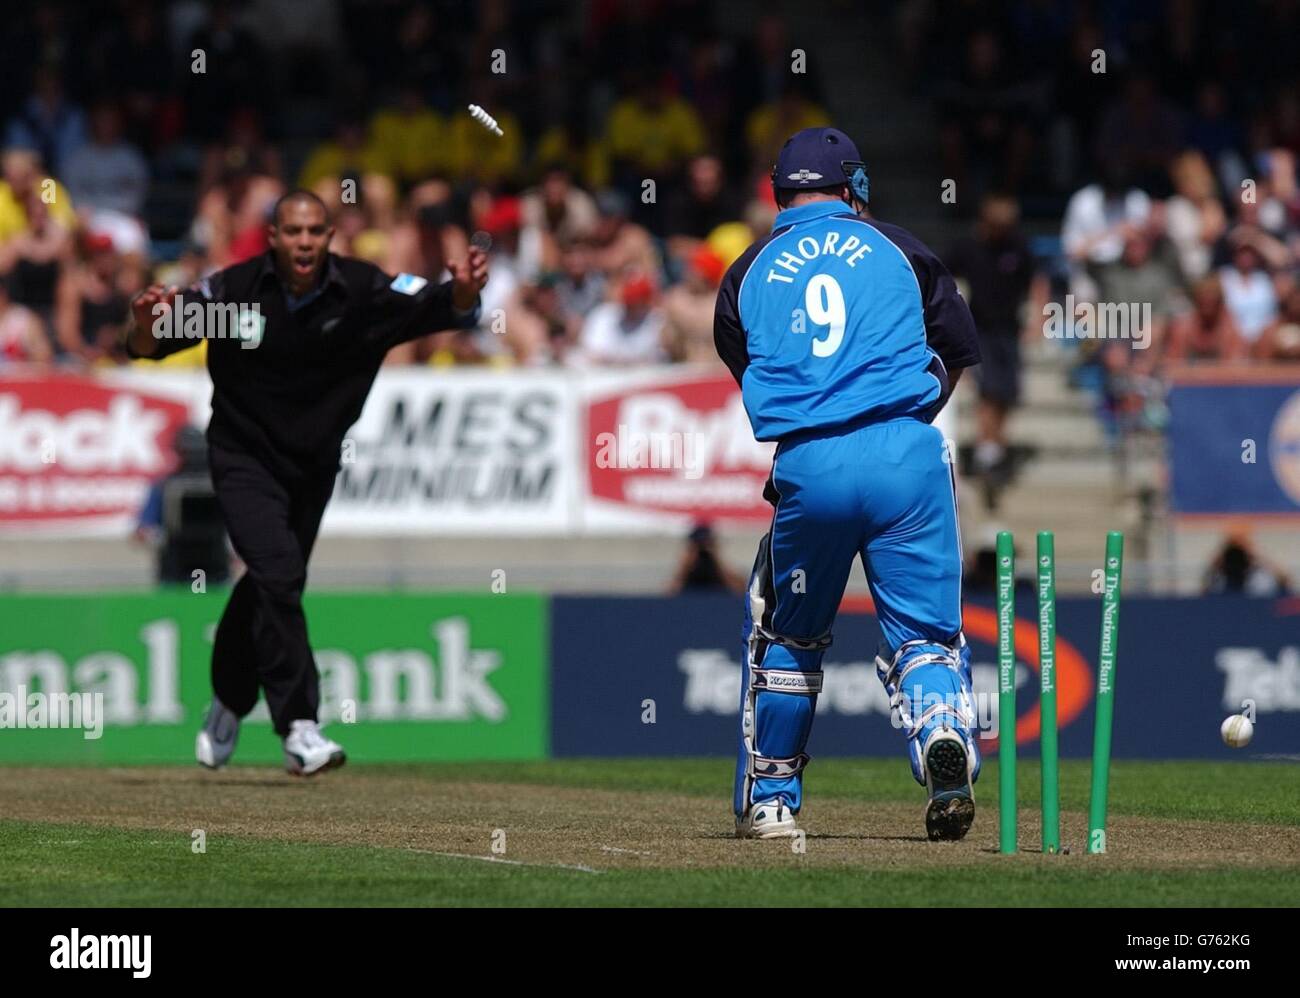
[
  {"left": 195, "top": 698, "right": 240, "bottom": 770},
  {"left": 282, "top": 720, "right": 347, "bottom": 776},
  {"left": 735, "top": 798, "right": 801, "bottom": 839}
]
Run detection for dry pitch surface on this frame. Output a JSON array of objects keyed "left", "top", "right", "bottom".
[{"left": 2, "top": 759, "right": 1298, "bottom": 905}]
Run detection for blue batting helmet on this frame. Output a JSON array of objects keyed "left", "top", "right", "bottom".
[{"left": 770, "top": 127, "right": 870, "bottom": 208}]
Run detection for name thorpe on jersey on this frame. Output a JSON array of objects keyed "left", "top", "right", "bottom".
[
  {"left": 763, "top": 229, "right": 875, "bottom": 285},
  {"left": 760, "top": 227, "right": 874, "bottom": 357}
]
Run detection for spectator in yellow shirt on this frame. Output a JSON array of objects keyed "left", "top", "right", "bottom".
[
  {"left": 534, "top": 120, "right": 611, "bottom": 192},
  {"left": 746, "top": 82, "right": 832, "bottom": 172},
  {"left": 0, "top": 148, "right": 76, "bottom": 242},
  {"left": 297, "top": 120, "right": 392, "bottom": 190},
  {"left": 366, "top": 85, "right": 447, "bottom": 187},
  {"left": 605, "top": 74, "right": 705, "bottom": 184},
  {"left": 444, "top": 81, "right": 524, "bottom": 187}
]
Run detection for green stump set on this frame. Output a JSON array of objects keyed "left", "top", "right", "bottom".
[{"left": 996, "top": 530, "right": 1123, "bottom": 855}]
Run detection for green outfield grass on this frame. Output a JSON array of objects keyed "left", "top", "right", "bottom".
[{"left": 2, "top": 758, "right": 1298, "bottom": 907}]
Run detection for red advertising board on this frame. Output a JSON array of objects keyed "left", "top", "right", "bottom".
[
  {"left": 585, "top": 373, "right": 774, "bottom": 524},
  {"left": 0, "top": 371, "right": 192, "bottom": 531}
]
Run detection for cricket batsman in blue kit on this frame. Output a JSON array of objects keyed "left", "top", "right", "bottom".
[{"left": 714, "top": 128, "right": 984, "bottom": 841}]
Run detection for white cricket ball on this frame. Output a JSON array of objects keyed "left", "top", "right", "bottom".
[{"left": 1220, "top": 714, "right": 1253, "bottom": 748}]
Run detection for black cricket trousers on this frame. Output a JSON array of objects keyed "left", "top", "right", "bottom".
[{"left": 208, "top": 445, "right": 336, "bottom": 736}]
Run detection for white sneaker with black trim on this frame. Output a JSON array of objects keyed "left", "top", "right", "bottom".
[
  {"left": 735, "top": 798, "right": 801, "bottom": 839},
  {"left": 282, "top": 720, "right": 347, "bottom": 776}
]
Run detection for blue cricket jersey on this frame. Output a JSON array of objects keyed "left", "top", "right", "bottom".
[{"left": 714, "top": 201, "right": 980, "bottom": 441}]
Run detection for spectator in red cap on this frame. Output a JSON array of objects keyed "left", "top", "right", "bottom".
[
  {"left": 574, "top": 268, "right": 665, "bottom": 366},
  {"left": 663, "top": 245, "right": 726, "bottom": 365},
  {"left": 481, "top": 195, "right": 522, "bottom": 236},
  {"left": 473, "top": 195, "right": 533, "bottom": 364}
]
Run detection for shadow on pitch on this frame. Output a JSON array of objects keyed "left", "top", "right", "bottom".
[
  {"left": 698, "top": 832, "right": 930, "bottom": 843},
  {"left": 107, "top": 773, "right": 312, "bottom": 789}
]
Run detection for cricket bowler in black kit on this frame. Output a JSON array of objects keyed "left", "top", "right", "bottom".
[{"left": 124, "top": 191, "right": 488, "bottom": 775}]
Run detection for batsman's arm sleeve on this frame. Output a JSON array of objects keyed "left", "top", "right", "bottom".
[
  {"left": 713, "top": 255, "right": 752, "bottom": 388},
  {"left": 363, "top": 265, "right": 481, "bottom": 350},
  {"left": 124, "top": 270, "right": 227, "bottom": 361},
  {"left": 868, "top": 220, "right": 982, "bottom": 372}
]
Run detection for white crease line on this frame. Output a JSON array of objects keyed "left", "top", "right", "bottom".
[
  {"left": 600, "top": 845, "right": 654, "bottom": 856},
  {"left": 407, "top": 848, "right": 602, "bottom": 875}
]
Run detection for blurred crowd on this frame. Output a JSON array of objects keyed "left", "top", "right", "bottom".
[
  {"left": 3, "top": 0, "right": 1298, "bottom": 395},
  {"left": 899, "top": 0, "right": 1299, "bottom": 211},
  {"left": 0, "top": 0, "right": 833, "bottom": 371},
  {"left": 912, "top": 0, "right": 1300, "bottom": 482}
]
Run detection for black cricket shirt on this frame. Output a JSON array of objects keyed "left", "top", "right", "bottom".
[{"left": 129, "top": 251, "right": 479, "bottom": 481}]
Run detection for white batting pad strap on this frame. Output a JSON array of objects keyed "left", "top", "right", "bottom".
[
  {"left": 906, "top": 703, "right": 969, "bottom": 740},
  {"left": 754, "top": 625, "right": 832, "bottom": 652},
  {"left": 890, "top": 689, "right": 916, "bottom": 732},
  {"left": 751, "top": 752, "right": 811, "bottom": 778},
  {"left": 751, "top": 667, "right": 823, "bottom": 694},
  {"left": 881, "top": 639, "right": 960, "bottom": 688},
  {"left": 897, "top": 652, "right": 959, "bottom": 687}
]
